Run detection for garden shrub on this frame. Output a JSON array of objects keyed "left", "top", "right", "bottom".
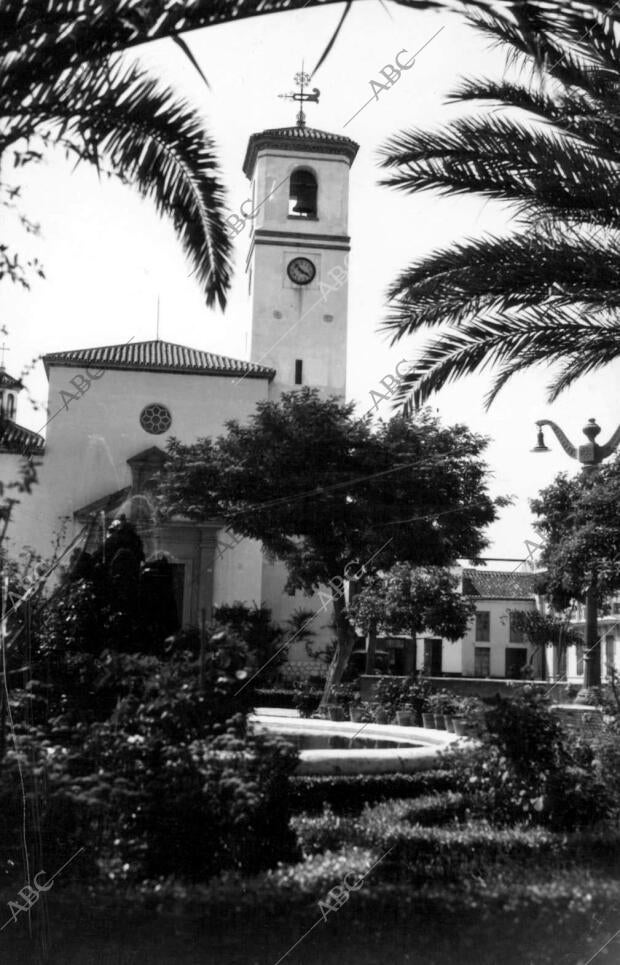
[
  {"left": 70, "top": 718, "right": 299, "bottom": 880},
  {"left": 595, "top": 717, "right": 620, "bottom": 813},
  {"left": 374, "top": 676, "right": 433, "bottom": 720},
  {"left": 0, "top": 635, "right": 299, "bottom": 885},
  {"left": 0, "top": 721, "right": 299, "bottom": 884},
  {"left": 292, "top": 793, "right": 466, "bottom": 855},
  {"left": 289, "top": 769, "right": 459, "bottom": 812},
  {"left": 293, "top": 799, "right": 620, "bottom": 884},
  {"left": 212, "top": 602, "right": 285, "bottom": 682},
  {"left": 449, "top": 687, "right": 612, "bottom": 830}
]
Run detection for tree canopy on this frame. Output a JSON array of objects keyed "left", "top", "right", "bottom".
[
  {"left": 348, "top": 562, "right": 475, "bottom": 673},
  {"left": 160, "top": 388, "right": 503, "bottom": 693},
  {"left": 350, "top": 562, "right": 474, "bottom": 632},
  {"left": 531, "top": 457, "right": 620, "bottom": 609}
]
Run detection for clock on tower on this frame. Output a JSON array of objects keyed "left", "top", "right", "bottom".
[{"left": 242, "top": 79, "right": 358, "bottom": 399}]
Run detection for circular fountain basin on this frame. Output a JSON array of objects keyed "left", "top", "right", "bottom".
[{"left": 251, "top": 711, "right": 459, "bottom": 775}]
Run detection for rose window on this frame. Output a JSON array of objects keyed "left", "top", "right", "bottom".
[{"left": 140, "top": 403, "right": 172, "bottom": 435}]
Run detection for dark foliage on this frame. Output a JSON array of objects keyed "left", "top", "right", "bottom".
[
  {"left": 213, "top": 602, "right": 285, "bottom": 681},
  {"left": 373, "top": 675, "right": 434, "bottom": 721},
  {"left": 531, "top": 457, "right": 620, "bottom": 607},
  {"left": 450, "top": 686, "right": 612, "bottom": 830},
  {"left": 0, "top": 636, "right": 298, "bottom": 883},
  {"left": 161, "top": 392, "right": 501, "bottom": 699}
]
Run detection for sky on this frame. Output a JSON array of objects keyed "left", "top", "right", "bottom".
[{"left": 2, "top": 1, "right": 619, "bottom": 562}]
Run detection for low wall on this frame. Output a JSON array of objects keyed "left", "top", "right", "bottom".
[{"left": 359, "top": 675, "right": 577, "bottom": 703}]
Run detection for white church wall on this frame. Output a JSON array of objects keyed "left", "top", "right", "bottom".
[
  {"left": 0, "top": 451, "right": 47, "bottom": 561},
  {"left": 259, "top": 557, "right": 335, "bottom": 667},
  {"left": 11, "top": 365, "right": 270, "bottom": 562},
  {"left": 211, "top": 532, "right": 263, "bottom": 612}
]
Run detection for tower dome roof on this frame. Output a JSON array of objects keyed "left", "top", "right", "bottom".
[{"left": 243, "top": 126, "right": 359, "bottom": 178}]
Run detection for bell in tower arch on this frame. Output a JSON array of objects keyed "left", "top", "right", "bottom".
[{"left": 289, "top": 168, "right": 317, "bottom": 218}]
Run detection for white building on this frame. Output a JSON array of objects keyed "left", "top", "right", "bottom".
[
  {"left": 560, "top": 597, "right": 620, "bottom": 684},
  {"left": 0, "top": 116, "right": 359, "bottom": 672},
  {"left": 377, "top": 568, "right": 542, "bottom": 680}
]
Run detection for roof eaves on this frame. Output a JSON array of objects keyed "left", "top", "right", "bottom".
[{"left": 42, "top": 354, "right": 275, "bottom": 381}]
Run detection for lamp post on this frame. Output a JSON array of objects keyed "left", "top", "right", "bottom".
[{"left": 532, "top": 417, "right": 620, "bottom": 689}]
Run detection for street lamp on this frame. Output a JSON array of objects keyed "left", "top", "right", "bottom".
[{"left": 532, "top": 417, "right": 620, "bottom": 688}]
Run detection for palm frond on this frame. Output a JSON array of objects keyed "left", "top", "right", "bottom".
[
  {"left": 463, "top": 5, "right": 618, "bottom": 95},
  {"left": 379, "top": 114, "right": 620, "bottom": 225},
  {"left": 3, "top": 2, "right": 620, "bottom": 90},
  {"left": 449, "top": 76, "right": 620, "bottom": 158},
  {"left": 547, "top": 338, "right": 620, "bottom": 400},
  {"left": 384, "top": 233, "right": 620, "bottom": 338},
  {"left": 381, "top": 1, "right": 620, "bottom": 408},
  {"left": 0, "top": 0, "right": 450, "bottom": 91},
  {"left": 171, "top": 36, "right": 211, "bottom": 90},
  {"left": 312, "top": 1, "right": 353, "bottom": 77},
  {"left": 1, "top": 57, "right": 232, "bottom": 307},
  {"left": 393, "top": 308, "right": 620, "bottom": 408}
]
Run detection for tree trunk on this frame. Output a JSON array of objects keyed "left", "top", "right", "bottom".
[
  {"left": 320, "top": 592, "right": 354, "bottom": 709},
  {"left": 539, "top": 644, "right": 547, "bottom": 682},
  {"left": 584, "top": 583, "right": 601, "bottom": 689},
  {"left": 199, "top": 608, "right": 207, "bottom": 693},
  {"left": 365, "top": 622, "right": 377, "bottom": 675},
  {"left": 410, "top": 626, "right": 418, "bottom": 677}
]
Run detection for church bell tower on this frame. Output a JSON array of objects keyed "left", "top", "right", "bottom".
[{"left": 242, "top": 74, "right": 358, "bottom": 398}]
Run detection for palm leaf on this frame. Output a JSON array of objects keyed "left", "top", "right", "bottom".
[
  {"left": 171, "top": 36, "right": 211, "bottom": 90},
  {"left": 312, "top": 1, "right": 353, "bottom": 77},
  {"left": 1, "top": 57, "right": 232, "bottom": 307},
  {"left": 379, "top": 113, "right": 620, "bottom": 210},
  {"left": 393, "top": 308, "right": 620, "bottom": 408},
  {"left": 7, "top": 3, "right": 619, "bottom": 92},
  {"left": 384, "top": 233, "right": 620, "bottom": 338}
]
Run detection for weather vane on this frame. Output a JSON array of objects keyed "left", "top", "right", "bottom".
[{"left": 279, "top": 66, "right": 320, "bottom": 128}]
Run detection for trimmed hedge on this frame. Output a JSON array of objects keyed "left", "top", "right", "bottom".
[
  {"left": 293, "top": 793, "right": 467, "bottom": 854},
  {"left": 293, "top": 798, "right": 620, "bottom": 884},
  {"left": 289, "top": 769, "right": 459, "bottom": 812},
  {"left": 103, "top": 837, "right": 620, "bottom": 921}
]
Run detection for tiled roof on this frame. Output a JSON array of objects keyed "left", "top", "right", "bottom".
[
  {"left": 243, "top": 126, "right": 359, "bottom": 176},
  {"left": 462, "top": 569, "right": 538, "bottom": 600},
  {"left": 0, "top": 370, "right": 22, "bottom": 390},
  {"left": 0, "top": 420, "right": 44, "bottom": 454},
  {"left": 42, "top": 341, "right": 275, "bottom": 380},
  {"left": 74, "top": 486, "right": 131, "bottom": 521}
]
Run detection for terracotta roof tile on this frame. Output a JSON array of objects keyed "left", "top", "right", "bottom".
[
  {"left": 0, "top": 370, "right": 23, "bottom": 390},
  {"left": 42, "top": 340, "right": 275, "bottom": 380},
  {"left": 462, "top": 569, "right": 538, "bottom": 600},
  {"left": 243, "top": 126, "right": 359, "bottom": 176},
  {"left": 0, "top": 420, "right": 44, "bottom": 454}
]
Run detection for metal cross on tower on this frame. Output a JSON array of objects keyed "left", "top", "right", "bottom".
[
  {"left": 278, "top": 67, "right": 320, "bottom": 128},
  {"left": 0, "top": 342, "right": 10, "bottom": 370}
]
